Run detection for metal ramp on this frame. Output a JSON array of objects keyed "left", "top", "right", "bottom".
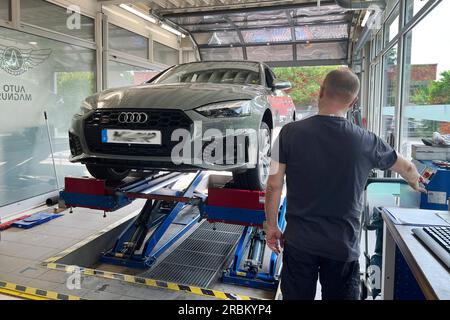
[{"left": 142, "top": 221, "right": 244, "bottom": 288}]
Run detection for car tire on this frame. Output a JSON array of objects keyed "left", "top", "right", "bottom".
[
  {"left": 86, "top": 164, "right": 130, "bottom": 182},
  {"left": 233, "top": 122, "right": 271, "bottom": 191}
]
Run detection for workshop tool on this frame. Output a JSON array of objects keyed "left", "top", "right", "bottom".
[{"left": 12, "top": 211, "right": 63, "bottom": 229}]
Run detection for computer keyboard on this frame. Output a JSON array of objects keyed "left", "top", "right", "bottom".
[{"left": 412, "top": 226, "right": 450, "bottom": 269}]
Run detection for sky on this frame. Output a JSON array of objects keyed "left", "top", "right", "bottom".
[{"left": 410, "top": 0, "right": 450, "bottom": 78}]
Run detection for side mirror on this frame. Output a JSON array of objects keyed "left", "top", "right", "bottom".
[{"left": 273, "top": 80, "right": 292, "bottom": 91}]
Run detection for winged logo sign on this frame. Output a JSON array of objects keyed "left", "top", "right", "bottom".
[{"left": 0, "top": 45, "right": 52, "bottom": 76}]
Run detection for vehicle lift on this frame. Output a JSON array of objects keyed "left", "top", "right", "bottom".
[
  {"left": 204, "top": 186, "right": 286, "bottom": 290},
  {"left": 59, "top": 171, "right": 286, "bottom": 290}
]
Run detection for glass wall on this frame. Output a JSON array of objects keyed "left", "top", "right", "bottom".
[
  {"left": 384, "top": 7, "right": 399, "bottom": 45},
  {"left": 109, "top": 23, "right": 149, "bottom": 59},
  {"left": 0, "top": 27, "right": 95, "bottom": 207},
  {"left": 0, "top": 1, "right": 181, "bottom": 213},
  {"left": 108, "top": 60, "right": 159, "bottom": 88},
  {"left": 374, "top": 63, "right": 382, "bottom": 135},
  {"left": 368, "top": 63, "right": 382, "bottom": 134},
  {"left": 405, "top": 0, "right": 430, "bottom": 23},
  {"left": 366, "top": 0, "right": 449, "bottom": 161},
  {"left": 182, "top": 50, "right": 196, "bottom": 64},
  {"left": 401, "top": 0, "right": 450, "bottom": 158},
  {"left": 381, "top": 46, "right": 398, "bottom": 144},
  {"left": 21, "top": 0, "right": 95, "bottom": 42},
  {"left": 375, "top": 31, "right": 383, "bottom": 56},
  {"left": 153, "top": 41, "right": 179, "bottom": 66},
  {"left": 200, "top": 47, "right": 244, "bottom": 61},
  {"left": 0, "top": 0, "right": 9, "bottom": 21}
]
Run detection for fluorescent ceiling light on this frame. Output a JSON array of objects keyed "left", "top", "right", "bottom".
[
  {"left": 119, "top": 4, "right": 157, "bottom": 24},
  {"left": 161, "top": 23, "right": 185, "bottom": 38},
  {"left": 361, "top": 10, "right": 371, "bottom": 27}
]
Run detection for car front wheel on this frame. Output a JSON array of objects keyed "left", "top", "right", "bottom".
[
  {"left": 233, "top": 122, "right": 271, "bottom": 191},
  {"left": 86, "top": 164, "right": 130, "bottom": 182}
]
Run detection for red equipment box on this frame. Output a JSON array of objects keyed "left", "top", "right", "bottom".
[
  {"left": 64, "top": 177, "right": 109, "bottom": 196},
  {"left": 206, "top": 175, "right": 265, "bottom": 210}
]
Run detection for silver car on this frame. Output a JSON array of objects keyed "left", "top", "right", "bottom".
[{"left": 69, "top": 61, "right": 295, "bottom": 190}]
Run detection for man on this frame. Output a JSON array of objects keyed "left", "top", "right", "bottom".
[{"left": 264, "top": 68, "right": 425, "bottom": 300}]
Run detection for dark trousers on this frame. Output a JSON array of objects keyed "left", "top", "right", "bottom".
[{"left": 281, "top": 242, "right": 360, "bottom": 300}]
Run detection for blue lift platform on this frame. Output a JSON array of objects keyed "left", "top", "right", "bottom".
[
  {"left": 59, "top": 171, "right": 285, "bottom": 290},
  {"left": 210, "top": 202, "right": 285, "bottom": 291}
]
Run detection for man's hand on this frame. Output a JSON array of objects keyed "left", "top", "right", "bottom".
[
  {"left": 265, "top": 225, "right": 283, "bottom": 255},
  {"left": 390, "top": 153, "right": 427, "bottom": 193},
  {"left": 265, "top": 161, "right": 286, "bottom": 256},
  {"left": 407, "top": 174, "right": 427, "bottom": 193}
]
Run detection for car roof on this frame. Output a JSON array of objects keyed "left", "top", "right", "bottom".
[{"left": 177, "top": 60, "right": 264, "bottom": 67}]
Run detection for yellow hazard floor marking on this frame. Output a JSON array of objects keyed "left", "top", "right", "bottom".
[
  {"left": 42, "top": 262, "right": 260, "bottom": 300},
  {"left": 0, "top": 280, "right": 84, "bottom": 300},
  {"left": 40, "top": 211, "right": 261, "bottom": 300},
  {"left": 0, "top": 287, "right": 48, "bottom": 300}
]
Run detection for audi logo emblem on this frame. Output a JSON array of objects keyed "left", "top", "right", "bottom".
[{"left": 118, "top": 112, "right": 148, "bottom": 124}]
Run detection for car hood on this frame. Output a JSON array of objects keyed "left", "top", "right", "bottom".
[{"left": 93, "top": 83, "right": 265, "bottom": 111}]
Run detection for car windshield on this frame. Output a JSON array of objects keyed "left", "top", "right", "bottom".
[{"left": 153, "top": 62, "right": 261, "bottom": 85}]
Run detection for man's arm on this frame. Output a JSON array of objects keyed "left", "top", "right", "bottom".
[
  {"left": 264, "top": 161, "right": 286, "bottom": 255},
  {"left": 390, "top": 153, "right": 426, "bottom": 193}
]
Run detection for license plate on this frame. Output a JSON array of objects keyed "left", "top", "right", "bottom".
[{"left": 101, "top": 129, "right": 162, "bottom": 145}]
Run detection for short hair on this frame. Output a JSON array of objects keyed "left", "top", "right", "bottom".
[{"left": 322, "top": 68, "right": 360, "bottom": 103}]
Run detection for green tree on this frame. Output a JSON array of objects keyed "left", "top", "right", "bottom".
[
  {"left": 273, "top": 66, "right": 340, "bottom": 108},
  {"left": 411, "top": 70, "right": 450, "bottom": 105},
  {"left": 410, "top": 86, "right": 430, "bottom": 105},
  {"left": 428, "top": 70, "right": 450, "bottom": 104}
]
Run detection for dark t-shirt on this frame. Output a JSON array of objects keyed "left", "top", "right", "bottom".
[{"left": 272, "top": 115, "right": 397, "bottom": 262}]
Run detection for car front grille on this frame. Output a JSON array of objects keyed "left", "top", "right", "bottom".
[{"left": 84, "top": 109, "right": 193, "bottom": 157}]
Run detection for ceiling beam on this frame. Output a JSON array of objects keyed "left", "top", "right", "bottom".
[
  {"left": 266, "top": 58, "right": 348, "bottom": 68},
  {"left": 97, "top": 0, "right": 146, "bottom": 5},
  {"left": 189, "top": 20, "right": 348, "bottom": 34},
  {"left": 182, "top": 16, "right": 349, "bottom": 28},
  {"left": 158, "top": 1, "right": 336, "bottom": 17},
  {"left": 223, "top": 16, "right": 247, "bottom": 59},
  {"left": 166, "top": 0, "right": 183, "bottom": 8},
  {"left": 96, "top": 0, "right": 183, "bottom": 8},
  {"left": 198, "top": 38, "right": 349, "bottom": 46},
  {"left": 286, "top": 10, "right": 297, "bottom": 60},
  {"left": 149, "top": 0, "right": 170, "bottom": 9}
]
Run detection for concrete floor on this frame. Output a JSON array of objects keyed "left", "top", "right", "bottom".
[{"left": 0, "top": 293, "right": 21, "bottom": 300}]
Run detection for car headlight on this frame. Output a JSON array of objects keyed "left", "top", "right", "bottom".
[
  {"left": 76, "top": 100, "right": 94, "bottom": 116},
  {"left": 195, "top": 101, "right": 251, "bottom": 118}
]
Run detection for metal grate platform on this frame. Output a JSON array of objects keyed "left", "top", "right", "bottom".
[{"left": 142, "top": 221, "right": 244, "bottom": 288}]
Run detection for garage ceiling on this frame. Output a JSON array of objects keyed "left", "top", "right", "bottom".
[{"left": 113, "top": 1, "right": 360, "bottom": 67}]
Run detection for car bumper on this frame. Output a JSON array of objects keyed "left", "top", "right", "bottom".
[{"left": 69, "top": 109, "right": 262, "bottom": 172}]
